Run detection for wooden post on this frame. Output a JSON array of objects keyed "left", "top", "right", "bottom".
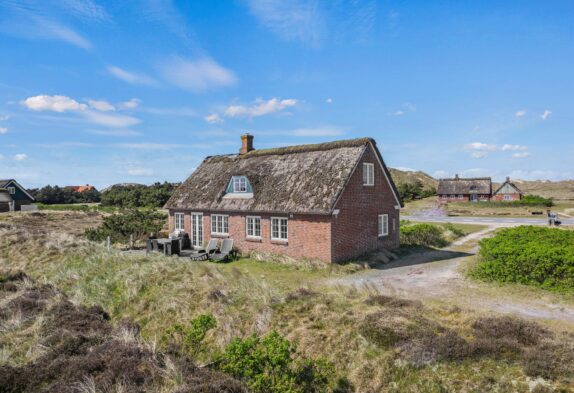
[
  {"left": 130, "top": 234, "right": 134, "bottom": 250},
  {"left": 106, "top": 236, "right": 110, "bottom": 251}
]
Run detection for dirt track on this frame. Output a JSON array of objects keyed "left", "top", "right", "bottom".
[{"left": 330, "top": 226, "right": 574, "bottom": 325}]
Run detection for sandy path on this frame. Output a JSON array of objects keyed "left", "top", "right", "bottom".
[{"left": 330, "top": 227, "right": 574, "bottom": 324}]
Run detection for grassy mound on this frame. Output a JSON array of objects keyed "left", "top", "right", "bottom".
[
  {"left": 400, "top": 222, "right": 467, "bottom": 248},
  {"left": 471, "top": 226, "right": 574, "bottom": 292}
]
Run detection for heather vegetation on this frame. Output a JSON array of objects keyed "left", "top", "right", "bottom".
[{"left": 471, "top": 226, "right": 574, "bottom": 292}]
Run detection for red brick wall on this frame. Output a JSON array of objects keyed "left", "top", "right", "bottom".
[
  {"left": 331, "top": 144, "right": 400, "bottom": 262},
  {"left": 491, "top": 193, "right": 521, "bottom": 201},
  {"left": 169, "top": 210, "right": 332, "bottom": 262},
  {"left": 438, "top": 194, "right": 492, "bottom": 203}
]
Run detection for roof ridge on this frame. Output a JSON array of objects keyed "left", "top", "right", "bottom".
[
  {"left": 208, "top": 137, "right": 374, "bottom": 160},
  {"left": 439, "top": 177, "right": 491, "bottom": 181}
]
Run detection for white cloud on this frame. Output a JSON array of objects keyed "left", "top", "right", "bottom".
[
  {"left": 0, "top": 127, "right": 7, "bottom": 134},
  {"left": 58, "top": 0, "right": 110, "bottom": 22},
  {"left": 245, "top": 0, "right": 324, "bottom": 45},
  {"left": 22, "top": 94, "right": 141, "bottom": 128},
  {"left": 393, "top": 102, "right": 416, "bottom": 116},
  {"left": 40, "top": 20, "right": 92, "bottom": 49},
  {"left": 0, "top": 154, "right": 3, "bottom": 160},
  {"left": 205, "top": 113, "right": 224, "bottom": 124},
  {"left": 433, "top": 170, "right": 449, "bottom": 178},
  {"left": 82, "top": 111, "right": 141, "bottom": 128},
  {"left": 501, "top": 144, "right": 528, "bottom": 151},
  {"left": 515, "top": 110, "right": 526, "bottom": 117},
  {"left": 159, "top": 57, "right": 237, "bottom": 92},
  {"left": 88, "top": 99, "right": 115, "bottom": 112},
  {"left": 126, "top": 167, "right": 154, "bottom": 176},
  {"left": 464, "top": 142, "right": 498, "bottom": 151},
  {"left": 107, "top": 66, "right": 157, "bottom": 86},
  {"left": 119, "top": 98, "right": 141, "bottom": 109},
  {"left": 0, "top": 115, "right": 9, "bottom": 121},
  {"left": 541, "top": 109, "right": 552, "bottom": 120},
  {"left": 395, "top": 166, "right": 417, "bottom": 172},
  {"left": 291, "top": 127, "right": 344, "bottom": 137},
  {"left": 14, "top": 154, "right": 27, "bottom": 161},
  {"left": 326, "top": 98, "right": 333, "bottom": 104},
  {"left": 224, "top": 98, "right": 297, "bottom": 118},
  {"left": 471, "top": 151, "right": 488, "bottom": 159},
  {"left": 23, "top": 95, "right": 87, "bottom": 112},
  {"left": 511, "top": 152, "right": 530, "bottom": 159}
]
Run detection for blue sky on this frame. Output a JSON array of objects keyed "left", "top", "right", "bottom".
[{"left": 1, "top": 0, "right": 573, "bottom": 188}]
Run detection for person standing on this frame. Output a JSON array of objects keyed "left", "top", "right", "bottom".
[{"left": 548, "top": 210, "right": 557, "bottom": 226}]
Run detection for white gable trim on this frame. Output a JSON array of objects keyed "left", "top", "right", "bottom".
[
  {"left": 4, "top": 179, "right": 35, "bottom": 201},
  {"left": 368, "top": 141, "right": 402, "bottom": 209}
]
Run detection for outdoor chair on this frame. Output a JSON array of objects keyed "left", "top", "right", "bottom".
[
  {"left": 209, "top": 239, "right": 235, "bottom": 262},
  {"left": 189, "top": 239, "right": 219, "bottom": 261}
]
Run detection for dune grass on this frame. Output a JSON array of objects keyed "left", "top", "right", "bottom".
[{"left": 1, "top": 217, "right": 574, "bottom": 391}]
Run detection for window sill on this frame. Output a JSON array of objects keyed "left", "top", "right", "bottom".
[
  {"left": 246, "top": 237, "right": 262, "bottom": 243},
  {"left": 378, "top": 234, "right": 389, "bottom": 238},
  {"left": 211, "top": 233, "right": 229, "bottom": 238},
  {"left": 270, "top": 239, "right": 288, "bottom": 245}
]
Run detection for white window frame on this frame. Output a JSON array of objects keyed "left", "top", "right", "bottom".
[
  {"left": 378, "top": 214, "right": 389, "bottom": 237},
  {"left": 232, "top": 176, "right": 247, "bottom": 193},
  {"left": 363, "top": 163, "right": 375, "bottom": 186},
  {"left": 458, "top": 194, "right": 464, "bottom": 200},
  {"left": 7, "top": 186, "right": 15, "bottom": 195},
  {"left": 174, "top": 212, "right": 185, "bottom": 232},
  {"left": 504, "top": 194, "right": 512, "bottom": 201},
  {"left": 191, "top": 213, "right": 203, "bottom": 248},
  {"left": 211, "top": 214, "right": 229, "bottom": 235},
  {"left": 271, "top": 217, "right": 288, "bottom": 241},
  {"left": 246, "top": 216, "right": 261, "bottom": 239}
]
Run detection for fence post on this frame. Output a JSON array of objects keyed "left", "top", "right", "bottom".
[
  {"left": 130, "top": 234, "right": 134, "bottom": 250},
  {"left": 106, "top": 236, "right": 110, "bottom": 251}
]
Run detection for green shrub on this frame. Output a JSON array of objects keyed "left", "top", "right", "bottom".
[
  {"left": 165, "top": 314, "right": 217, "bottom": 357},
  {"left": 100, "top": 182, "right": 177, "bottom": 209},
  {"left": 221, "top": 331, "right": 333, "bottom": 393},
  {"left": 85, "top": 209, "right": 166, "bottom": 247},
  {"left": 400, "top": 223, "right": 448, "bottom": 248},
  {"left": 470, "top": 226, "right": 574, "bottom": 292}
]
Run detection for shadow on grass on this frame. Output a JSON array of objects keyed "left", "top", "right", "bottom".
[{"left": 371, "top": 246, "right": 473, "bottom": 270}]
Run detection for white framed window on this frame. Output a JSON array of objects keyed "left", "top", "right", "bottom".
[
  {"left": 441, "top": 195, "right": 448, "bottom": 200},
  {"left": 232, "top": 176, "right": 247, "bottom": 193},
  {"left": 458, "top": 194, "right": 464, "bottom": 199},
  {"left": 449, "top": 195, "right": 455, "bottom": 199},
  {"left": 174, "top": 212, "right": 185, "bottom": 231},
  {"left": 7, "top": 187, "right": 15, "bottom": 195},
  {"left": 246, "top": 216, "right": 261, "bottom": 238},
  {"left": 211, "top": 214, "right": 229, "bottom": 235},
  {"left": 378, "top": 214, "right": 389, "bottom": 237},
  {"left": 271, "top": 217, "right": 288, "bottom": 241},
  {"left": 504, "top": 194, "right": 512, "bottom": 201},
  {"left": 363, "top": 163, "right": 374, "bottom": 186}
]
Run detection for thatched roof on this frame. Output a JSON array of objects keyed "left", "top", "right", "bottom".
[
  {"left": 165, "top": 138, "right": 400, "bottom": 214},
  {"left": 494, "top": 178, "right": 523, "bottom": 195},
  {"left": 437, "top": 177, "right": 492, "bottom": 195},
  {"left": 0, "top": 180, "right": 12, "bottom": 188}
]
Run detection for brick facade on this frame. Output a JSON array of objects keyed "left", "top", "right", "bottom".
[
  {"left": 491, "top": 193, "right": 521, "bottom": 201},
  {"left": 438, "top": 194, "right": 490, "bottom": 203},
  {"left": 331, "top": 144, "right": 400, "bottom": 262},
  {"left": 168, "top": 144, "right": 400, "bottom": 263}
]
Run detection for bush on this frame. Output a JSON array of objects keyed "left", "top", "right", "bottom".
[
  {"left": 221, "top": 331, "right": 334, "bottom": 393},
  {"left": 398, "top": 181, "right": 436, "bottom": 202},
  {"left": 85, "top": 209, "right": 166, "bottom": 247},
  {"left": 165, "top": 314, "right": 217, "bottom": 357},
  {"left": 400, "top": 223, "right": 448, "bottom": 248},
  {"left": 471, "top": 226, "right": 574, "bottom": 292}
]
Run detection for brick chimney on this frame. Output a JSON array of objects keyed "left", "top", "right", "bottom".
[
  {"left": 240, "top": 133, "right": 254, "bottom": 155},
  {"left": 455, "top": 174, "right": 459, "bottom": 180},
  {"left": 506, "top": 176, "right": 510, "bottom": 182}
]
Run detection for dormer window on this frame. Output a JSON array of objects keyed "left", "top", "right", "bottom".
[{"left": 232, "top": 176, "right": 247, "bottom": 193}]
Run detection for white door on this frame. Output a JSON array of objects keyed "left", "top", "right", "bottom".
[
  {"left": 8, "top": 201, "right": 15, "bottom": 212},
  {"left": 470, "top": 194, "right": 478, "bottom": 202},
  {"left": 191, "top": 213, "right": 203, "bottom": 248}
]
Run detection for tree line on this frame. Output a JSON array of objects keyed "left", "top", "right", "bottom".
[{"left": 30, "top": 182, "right": 178, "bottom": 208}]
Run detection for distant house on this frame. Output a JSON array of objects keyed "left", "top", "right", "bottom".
[
  {"left": 165, "top": 134, "right": 402, "bottom": 263},
  {"left": 437, "top": 175, "right": 492, "bottom": 203},
  {"left": 492, "top": 177, "right": 523, "bottom": 201},
  {"left": 66, "top": 184, "right": 95, "bottom": 193},
  {"left": 0, "top": 179, "right": 35, "bottom": 212}
]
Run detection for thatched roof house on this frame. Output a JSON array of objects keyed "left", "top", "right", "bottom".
[
  {"left": 437, "top": 175, "right": 492, "bottom": 202},
  {"left": 165, "top": 134, "right": 402, "bottom": 263}
]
